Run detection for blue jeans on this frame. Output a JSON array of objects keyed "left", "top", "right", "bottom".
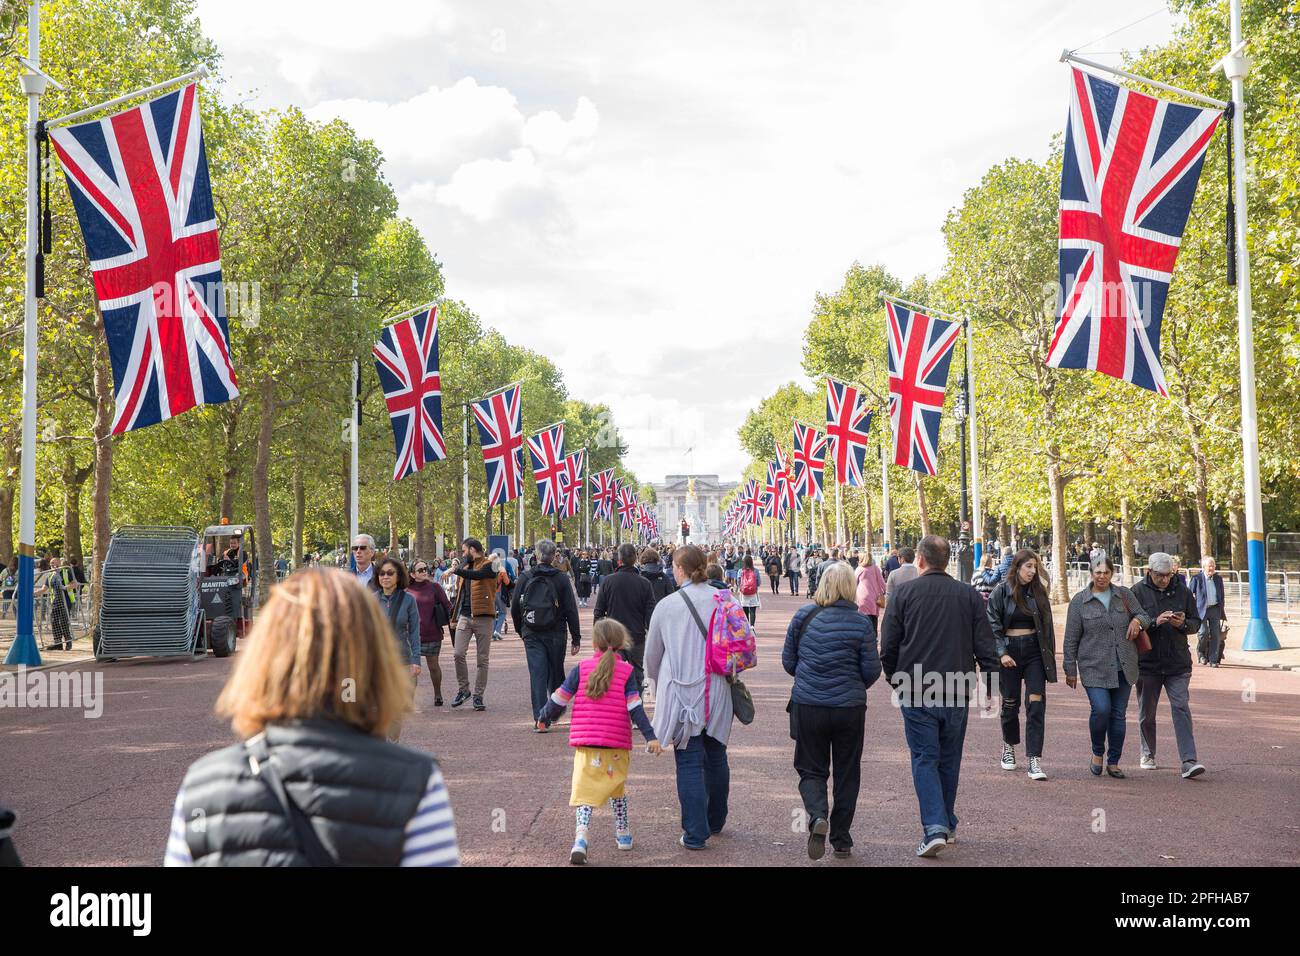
[
  {"left": 674, "top": 733, "right": 730, "bottom": 847},
  {"left": 1084, "top": 673, "right": 1132, "bottom": 765},
  {"left": 494, "top": 594, "right": 508, "bottom": 634},
  {"left": 523, "top": 632, "right": 566, "bottom": 722},
  {"left": 900, "top": 705, "right": 968, "bottom": 839}
]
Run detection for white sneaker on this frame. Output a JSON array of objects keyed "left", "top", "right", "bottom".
[
  {"left": 1140, "top": 755, "right": 1157, "bottom": 770},
  {"left": 1027, "top": 756, "right": 1047, "bottom": 781},
  {"left": 1000, "top": 743, "right": 1016, "bottom": 771}
]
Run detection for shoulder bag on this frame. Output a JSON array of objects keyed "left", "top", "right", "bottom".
[
  {"left": 245, "top": 735, "right": 336, "bottom": 866},
  {"left": 1118, "top": 590, "right": 1153, "bottom": 655}
]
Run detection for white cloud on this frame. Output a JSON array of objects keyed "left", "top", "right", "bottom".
[{"left": 197, "top": 0, "right": 1180, "bottom": 482}]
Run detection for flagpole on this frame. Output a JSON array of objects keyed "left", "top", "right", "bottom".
[
  {"left": 880, "top": 443, "right": 892, "bottom": 552},
  {"left": 6, "top": 0, "right": 46, "bottom": 666},
  {"left": 583, "top": 447, "right": 589, "bottom": 547},
  {"left": 461, "top": 403, "right": 470, "bottom": 542},
  {"left": 350, "top": 358, "right": 360, "bottom": 544},
  {"left": 966, "top": 320, "right": 984, "bottom": 570},
  {"left": 834, "top": 476, "right": 843, "bottom": 548},
  {"left": 44, "top": 64, "right": 212, "bottom": 128},
  {"left": 1223, "top": 2, "right": 1278, "bottom": 650},
  {"left": 1059, "top": 49, "right": 1227, "bottom": 109}
]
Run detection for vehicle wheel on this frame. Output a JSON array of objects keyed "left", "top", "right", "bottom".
[{"left": 211, "top": 616, "right": 234, "bottom": 658}]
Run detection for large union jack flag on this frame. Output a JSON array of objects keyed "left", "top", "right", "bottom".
[
  {"left": 373, "top": 307, "right": 447, "bottom": 481},
  {"left": 558, "top": 449, "right": 585, "bottom": 519},
  {"left": 527, "top": 424, "right": 566, "bottom": 515},
  {"left": 886, "top": 302, "right": 959, "bottom": 475},
  {"left": 775, "top": 444, "right": 799, "bottom": 518},
  {"left": 49, "top": 83, "right": 238, "bottom": 434},
  {"left": 825, "top": 378, "right": 872, "bottom": 487},
  {"left": 791, "top": 423, "right": 827, "bottom": 501},
  {"left": 471, "top": 384, "right": 523, "bottom": 505},
  {"left": 615, "top": 483, "right": 637, "bottom": 531},
  {"left": 1046, "top": 68, "right": 1221, "bottom": 397},
  {"left": 739, "top": 479, "right": 764, "bottom": 526},
  {"left": 763, "top": 461, "right": 781, "bottom": 520},
  {"left": 590, "top": 468, "right": 616, "bottom": 521}
]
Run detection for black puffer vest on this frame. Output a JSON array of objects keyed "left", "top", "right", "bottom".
[{"left": 180, "top": 718, "right": 434, "bottom": 866}]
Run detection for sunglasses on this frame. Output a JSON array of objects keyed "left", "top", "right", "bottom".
[
  {"left": 351, "top": 545, "right": 371, "bottom": 551},
  {"left": 413, "top": 566, "right": 428, "bottom": 573},
  {"left": 378, "top": 569, "right": 397, "bottom": 577}
]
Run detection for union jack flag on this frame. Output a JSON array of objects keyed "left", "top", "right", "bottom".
[
  {"left": 590, "top": 468, "right": 616, "bottom": 521},
  {"left": 886, "top": 302, "right": 960, "bottom": 475},
  {"left": 49, "top": 83, "right": 238, "bottom": 434},
  {"left": 739, "top": 479, "right": 764, "bottom": 526},
  {"left": 615, "top": 483, "right": 637, "bottom": 531},
  {"left": 558, "top": 449, "right": 585, "bottom": 519},
  {"left": 825, "top": 378, "right": 872, "bottom": 487},
  {"left": 1046, "top": 68, "right": 1221, "bottom": 397},
  {"left": 470, "top": 384, "right": 524, "bottom": 505},
  {"left": 527, "top": 424, "right": 566, "bottom": 515},
  {"left": 763, "top": 462, "right": 781, "bottom": 520},
  {"left": 791, "top": 423, "right": 827, "bottom": 501},
  {"left": 775, "top": 444, "right": 799, "bottom": 518},
  {"left": 373, "top": 307, "right": 447, "bottom": 481}
]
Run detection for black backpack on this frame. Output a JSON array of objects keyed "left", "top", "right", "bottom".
[{"left": 520, "top": 572, "right": 560, "bottom": 631}]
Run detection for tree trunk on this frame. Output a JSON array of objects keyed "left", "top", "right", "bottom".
[
  {"left": 1229, "top": 504, "right": 1246, "bottom": 571},
  {"left": 1178, "top": 501, "right": 1197, "bottom": 563},
  {"left": 1047, "top": 457, "right": 1069, "bottom": 603},
  {"left": 253, "top": 376, "right": 276, "bottom": 607},
  {"left": 388, "top": 493, "right": 399, "bottom": 554},
  {"left": 0, "top": 428, "right": 19, "bottom": 573},
  {"left": 1174, "top": 380, "right": 1216, "bottom": 561},
  {"left": 1120, "top": 497, "right": 1136, "bottom": 585},
  {"left": 291, "top": 464, "right": 304, "bottom": 569},
  {"left": 220, "top": 404, "right": 242, "bottom": 521},
  {"left": 90, "top": 330, "right": 114, "bottom": 618},
  {"left": 998, "top": 514, "right": 1010, "bottom": 549},
  {"left": 61, "top": 449, "right": 93, "bottom": 565},
  {"left": 863, "top": 486, "right": 874, "bottom": 553},
  {"left": 1082, "top": 518, "right": 1095, "bottom": 550},
  {"left": 913, "top": 473, "right": 931, "bottom": 538}
]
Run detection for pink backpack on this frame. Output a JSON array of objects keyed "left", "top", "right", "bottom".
[
  {"left": 681, "top": 590, "right": 758, "bottom": 720},
  {"left": 740, "top": 567, "right": 759, "bottom": 596}
]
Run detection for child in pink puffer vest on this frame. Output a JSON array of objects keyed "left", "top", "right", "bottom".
[{"left": 537, "top": 619, "right": 661, "bottom": 864}]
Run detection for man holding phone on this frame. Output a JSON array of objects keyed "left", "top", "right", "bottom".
[{"left": 1130, "top": 552, "right": 1206, "bottom": 779}]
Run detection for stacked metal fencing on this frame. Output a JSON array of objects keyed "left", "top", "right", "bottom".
[{"left": 97, "top": 526, "right": 202, "bottom": 658}]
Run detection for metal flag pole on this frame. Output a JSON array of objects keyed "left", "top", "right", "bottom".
[
  {"left": 966, "top": 319, "right": 983, "bottom": 570},
  {"left": 6, "top": 0, "right": 48, "bottom": 666},
  {"left": 44, "top": 65, "right": 211, "bottom": 128},
  {"left": 834, "top": 477, "right": 843, "bottom": 549},
  {"left": 880, "top": 443, "right": 892, "bottom": 552},
  {"left": 350, "top": 359, "right": 360, "bottom": 544},
  {"left": 862, "top": 485, "right": 870, "bottom": 554},
  {"left": 1222, "top": 3, "right": 1279, "bottom": 650},
  {"left": 583, "top": 446, "right": 590, "bottom": 547},
  {"left": 461, "top": 403, "right": 470, "bottom": 542},
  {"left": 1059, "top": 49, "right": 1227, "bottom": 109}
]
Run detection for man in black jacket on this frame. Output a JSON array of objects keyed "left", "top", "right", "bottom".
[
  {"left": 594, "top": 543, "right": 655, "bottom": 691},
  {"left": 511, "top": 539, "right": 582, "bottom": 730},
  {"left": 1130, "top": 553, "right": 1205, "bottom": 779},
  {"left": 880, "top": 535, "right": 999, "bottom": 859}
]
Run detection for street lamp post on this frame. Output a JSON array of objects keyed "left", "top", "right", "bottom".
[{"left": 954, "top": 378, "right": 972, "bottom": 583}]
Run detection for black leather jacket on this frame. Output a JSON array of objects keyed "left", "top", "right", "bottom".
[{"left": 986, "top": 580, "right": 1058, "bottom": 682}]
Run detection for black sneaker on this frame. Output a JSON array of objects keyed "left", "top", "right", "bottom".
[
  {"left": 832, "top": 847, "right": 852, "bottom": 859},
  {"left": 434, "top": 697, "right": 444, "bottom": 707},
  {"left": 451, "top": 690, "right": 471, "bottom": 708},
  {"left": 473, "top": 696, "right": 486, "bottom": 711},
  {"left": 807, "top": 817, "right": 828, "bottom": 860}
]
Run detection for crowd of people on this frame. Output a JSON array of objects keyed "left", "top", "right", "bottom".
[{"left": 162, "top": 528, "right": 1229, "bottom": 867}]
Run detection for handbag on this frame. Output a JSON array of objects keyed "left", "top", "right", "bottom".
[{"left": 1118, "top": 591, "right": 1153, "bottom": 655}]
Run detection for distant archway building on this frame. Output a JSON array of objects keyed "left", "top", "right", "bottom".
[{"left": 650, "top": 474, "right": 738, "bottom": 545}]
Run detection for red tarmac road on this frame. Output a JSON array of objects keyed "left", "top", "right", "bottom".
[{"left": 2, "top": 587, "right": 1297, "bottom": 866}]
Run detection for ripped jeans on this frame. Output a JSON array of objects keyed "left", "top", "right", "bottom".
[{"left": 1000, "top": 635, "right": 1046, "bottom": 758}]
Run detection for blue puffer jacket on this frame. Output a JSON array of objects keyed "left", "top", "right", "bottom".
[{"left": 782, "top": 600, "right": 882, "bottom": 708}]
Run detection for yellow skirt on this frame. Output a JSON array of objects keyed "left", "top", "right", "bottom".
[{"left": 569, "top": 747, "right": 631, "bottom": 807}]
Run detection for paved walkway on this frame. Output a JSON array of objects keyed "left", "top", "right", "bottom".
[{"left": 2, "top": 587, "right": 1297, "bottom": 866}]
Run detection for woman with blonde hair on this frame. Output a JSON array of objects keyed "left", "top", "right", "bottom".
[
  {"left": 536, "top": 618, "right": 661, "bottom": 864},
  {"left": 164, "top": 569, "right": 459, "bottom": 866},
  {"left": 782, "top": 561, "right": 881, "bottom": 860}
]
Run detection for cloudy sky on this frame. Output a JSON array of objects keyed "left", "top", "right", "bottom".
[{"left": 195, "top": 0, "right": 1176, "bottom": 482}]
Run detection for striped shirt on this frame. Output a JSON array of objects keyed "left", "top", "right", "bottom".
[{"left": 164, "top": 765, "right": 459, "bottom": 866}]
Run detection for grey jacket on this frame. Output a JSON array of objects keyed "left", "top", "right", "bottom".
[
  {"left": 1062, "top": 586, "right": 1151, "bottom": 689},
  {"left": 377, "top": 589, "right": 421, "bottom": 665}
]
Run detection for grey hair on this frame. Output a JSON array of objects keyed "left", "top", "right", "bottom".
[
  {"left": 1090, "top": 553, "right": 1116, "bottom": 572},
  {"left": 534, "top": 539, "right": 557, "bottom": 564},
  {"left": 351, "top": 533, "right": 375, "bottom": 549},
  {"left": 1148, "top": 552, "right": 1174, "bottom": 573},
  {"left": 1201, "top": 554, "right": 1216, "bottom": 567}
]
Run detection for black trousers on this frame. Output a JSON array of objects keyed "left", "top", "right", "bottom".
[
  {"left": 1197, "top": 606, "right": 1224, "bottom": 664},
  {"left": 791, "top": 703, "right": 866, "bottom": 850},
  {"left": 1000, "top": 636, "right": 1046, "bottom": 757},
  {"left": 619, "top": 638, "right": 646, "bottom": 694}
]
